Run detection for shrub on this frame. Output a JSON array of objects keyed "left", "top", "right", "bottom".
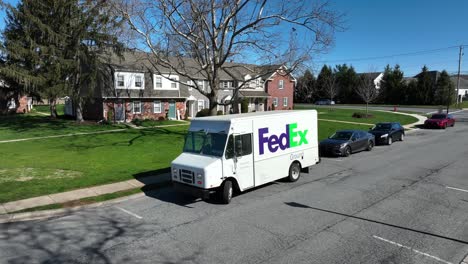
[
  {"left": 158, "top": 116, "right": 165, "bottom": 121},
  {"left": 107, "top": 109, "right": 114, "bottom": 122},
  {"left": 132, "top": 118, "right": 143, "bottom": 126},
  {"left": 196, "top": 108, "right": 211, "bottom": 117},
  {"left": 241, "top": 98, "right": 249, "bottom": 113},
  {"left": 352, "top": 112, "right": 374, "bottom": 118},
  {"left": 217, "top": 110, "right": 223, "bottom": 115}
]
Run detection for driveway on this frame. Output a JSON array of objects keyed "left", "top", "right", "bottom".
[{"left": 1, "top": 123, "right": 468, "bottom": 263}]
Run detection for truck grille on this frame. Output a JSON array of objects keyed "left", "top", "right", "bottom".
[{"left": 180, "top": 169, "right": 194, "bottom": 184}]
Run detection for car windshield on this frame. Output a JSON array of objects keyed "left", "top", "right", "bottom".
[
  {"left": 330, "top": 131, "right": 353, "bottom": 140},
  {"left": 183, "top": 131, "right": 228, "bottom": 157},
  {"left": 430, "top": 114, "right": 446, "bottom": 119},
  {"left": 373, "top": 123, "right": 391, "bottom": 130}
]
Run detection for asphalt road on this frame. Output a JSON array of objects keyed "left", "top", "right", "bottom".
[
  {"left": 301, "top": 104, "right": 465, "bottom": 115},
  {"left": 1, "top": 111, "right": 468, "bottom": 264}
]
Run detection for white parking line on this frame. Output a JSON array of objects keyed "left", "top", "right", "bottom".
[
  {"left": 446, "top": 186, "right": 468, "bottom": 193},
  {"left": 373, "top": 235, "right": 453, "bottom": 264},
  {"left": 116, "top": 207, "right": 143, "bottom": 219}
]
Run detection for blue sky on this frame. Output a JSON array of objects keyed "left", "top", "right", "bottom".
[
  {"left": 312, "top": 0, "right": 468, "bottom": 76},
  {"left": 1, "top": 0, "right": 467, "bottom": 77}
]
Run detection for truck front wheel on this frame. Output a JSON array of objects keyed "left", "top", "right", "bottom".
[
  {"left": 221, "top": 180, "right": 233, "bottom": 204},
  {"left": 288, "top": 162, "right": 301, "bottom": 182}
]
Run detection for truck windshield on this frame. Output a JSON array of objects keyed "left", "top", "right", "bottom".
[{"left": 183, "top": 131, "right": 227, "bottom": 157}]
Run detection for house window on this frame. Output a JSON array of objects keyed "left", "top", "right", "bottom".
[
  {"left": 197, "top": 80, "right": 204, "bottom": 91},
  {"left": 279, "top": 80, "right": 284, "bottom": 89},
  {"left": 198, "top": 100, "right": 205, "bottom": 112},
  {"left": 133, "top": 101, "right": 141, "bottom": 114},
  {"left": 155, "top": 77, "right": 162, "bottom": 89},
  {"left": 170, "top": 78, "right": 177, "bottom": 89},
  {"left": 135, "top": 76, "right": 142, "bottom": 88},
  {"left": 117, "top": 75, "right": 124, "bottom": 87},
  {"left": 283, "top": 97, "right": 288, "bottom": 107},
  {"left": 273, "top": 97, "right": 278, "bottom": 107},
  {"left": 187, "top": 80, "right": 193, "bottom": 91},
  {"left": 154, "top": 101, "right": 162, "bottom": 113}
]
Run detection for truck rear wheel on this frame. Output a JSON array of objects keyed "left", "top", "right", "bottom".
[
  {"left": 220, "top": 180, "right": 233, "bottom": 204},
  {"left": 288, "top": 162, "right": 301, "bottom": 182}
]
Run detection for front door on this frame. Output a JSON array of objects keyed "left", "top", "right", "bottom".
[
  {"left": 115, "top": 101, "right": 125, "bottom": 121},
  {"left": 168, "top": 101, "right": 176, "bottom": 119}
]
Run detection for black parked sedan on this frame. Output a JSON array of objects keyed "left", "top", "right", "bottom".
[
  {"left": 368, "top": 122, "right": 405, "bottom": 145},
  {"left": 319, "top": 130, "right": 375, "bottom": 157}
]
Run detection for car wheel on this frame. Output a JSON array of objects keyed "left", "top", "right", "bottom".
[
  {"left": 288, "top": 162, "right": 301, "bottom": 182},
  {"left": 443, "top": 123, "right": 447, "bottom": 129},
  {"left": 400, "top": 133, "right": 404, "bottom": 141},
  {"left": 221, "top": 180, "right": 233, "bottom": 204},
  {"left": 366, "top": 140, "right": 374, "bottom": 151},
  {"left": 451, "top": 122, "right": 455, "bottom": 127},
  {"left": 387, "top": 137, "right": 392, "bottom": 145},
  {"left": 343, "top": 146, "right": 351, "bottom": 157}
]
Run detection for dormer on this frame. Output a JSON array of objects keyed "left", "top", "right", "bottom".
[{"left": 115, "top": 72, "right": 145, "bottom": 90}]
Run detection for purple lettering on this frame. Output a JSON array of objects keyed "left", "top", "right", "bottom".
[
  {"left": 268, "top": 135, "right": 279, "bottom": 153},
  {"left": 259, "top": 128, "right": 269, "bottom": 155}
]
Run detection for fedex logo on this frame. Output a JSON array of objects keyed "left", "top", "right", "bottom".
[{"left": 258, "top": 123, "right": 308, "bottom": 155}]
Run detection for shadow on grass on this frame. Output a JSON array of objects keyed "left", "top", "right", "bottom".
[{"left": 0, "top": 115, "right": 70, "bottom": 132}]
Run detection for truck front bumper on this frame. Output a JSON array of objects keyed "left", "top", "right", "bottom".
[{"left": 173, "top": 182, "right": 214, "bottom": 200}]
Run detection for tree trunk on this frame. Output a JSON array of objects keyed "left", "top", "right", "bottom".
[
  {"left": 49, "top": 98, "right": 58, "bottom": 118},
  {"left": 365, "top": 102, "right": 369, "bottom": 118},
  {"left": 75, "top": 99, "right": 84, "bottom": 122}
]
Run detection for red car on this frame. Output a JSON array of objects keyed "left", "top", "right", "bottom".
[{"left": 424, "top": 113, "right": 455, "bottom": 129}]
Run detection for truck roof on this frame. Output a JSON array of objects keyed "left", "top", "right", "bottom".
[{"left": 194, "top": 110, "right": 316, "bottom": 122}]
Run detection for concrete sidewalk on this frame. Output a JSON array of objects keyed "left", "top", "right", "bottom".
[{"left": 0, "top": 173, "right": 171, "bottom": 214}]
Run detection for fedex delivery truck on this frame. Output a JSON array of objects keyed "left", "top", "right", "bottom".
[{"left": 171, "top": 110, "right": 319, "bottom": 204}]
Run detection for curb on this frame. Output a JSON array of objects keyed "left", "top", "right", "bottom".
[{"left": 0, "top": 192, "right": 149, "bottom": 224}]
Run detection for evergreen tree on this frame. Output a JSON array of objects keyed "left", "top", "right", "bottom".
[
  {"left": 434, "top": 70, "right": 455, "bottom": 106},
  {"left": 380, "top": 64, "right": 406, "bottom": 104},
  {"left": 416, "top": 66, "right": 436, "bottom": 105},
  {"left": 316, "top": 65, "right": 333, "bottom": 99},
  {"left": 295, "top": 69, "right": 316, "bottom": 103},
  {"left": 1, "top": 0, "right": 123, "bottom": 120},
  {"left": 334, "top": 64, "right": 359, "bottom": 103}
]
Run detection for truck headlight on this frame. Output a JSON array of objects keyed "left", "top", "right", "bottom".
[
  {"left": 172, "top": 168, "right": 178, "bottom": 178},
  {"left": 197, "top": 173, "right": 203, "bottom": 179}
]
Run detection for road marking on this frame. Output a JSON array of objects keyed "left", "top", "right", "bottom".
[
  {"left": 373, "top": 235, "right": 453, "bottom": 264},
  {"left": 446, "top": 186, "right": 468, "bottom": 193},
  {"left": 116, "top": 207, "right": 143, "bottom": 219}
]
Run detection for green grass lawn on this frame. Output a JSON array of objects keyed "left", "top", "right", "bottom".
[
  {"left": 32, "top": 104, "right": 65, "bottom": 115},
  {"left": 132, "top": 119, "right": 187, "bottom": 127},
  {"left": 295, "top": 105, "right": 418, "bottom": 125},
  {"left": 0, "top": 114, "right": 128, "bottom": 141},
  {"left": 0, "top": 126, "right": 187, "bottom": 203}
]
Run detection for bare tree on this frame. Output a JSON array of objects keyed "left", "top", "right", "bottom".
[
  {"left": 323, "top": 72, "right": 337, "bottom": 110},
  {"left": 355, "top": 73, "right": 379, "bottom": 117},
  {"left": 113, "top": 0, "right": 343, "bottom": 115}
]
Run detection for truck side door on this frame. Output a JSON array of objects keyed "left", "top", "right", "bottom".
[{"left": 224, "top": 133, "right": 255, "bottom": 190}]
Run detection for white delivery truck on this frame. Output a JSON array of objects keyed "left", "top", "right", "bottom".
[{"left": 171, "top": 110, "right": 319, "bottom": 203}]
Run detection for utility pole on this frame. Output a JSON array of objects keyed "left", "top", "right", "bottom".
[{"left": 456, "top": 45, "right": 464, "bottom": 105}]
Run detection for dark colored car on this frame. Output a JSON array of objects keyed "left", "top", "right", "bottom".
[
  {"left": 424, "top": 114, "right": 455, "bottom": 129},
  {"left": 319, "top": 130, "right": 375, "bottom": 157},
  {"left": 368, "top": 122, "right": 405, "bottom": 145},
  {"left": 315, "top": 99, "right": 335, "bottom": 105}
]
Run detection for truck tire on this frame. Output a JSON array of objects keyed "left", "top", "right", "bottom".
[
  {"left": 221, "top": 180, "right": 233, "bottom": 204},
  {"left": 288, "top": 162, "right": 301, "bottom": 182}
]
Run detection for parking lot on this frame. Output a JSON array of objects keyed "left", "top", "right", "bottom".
[{"left": 0, "top": 111, "right": 467, "bottom": 264}]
